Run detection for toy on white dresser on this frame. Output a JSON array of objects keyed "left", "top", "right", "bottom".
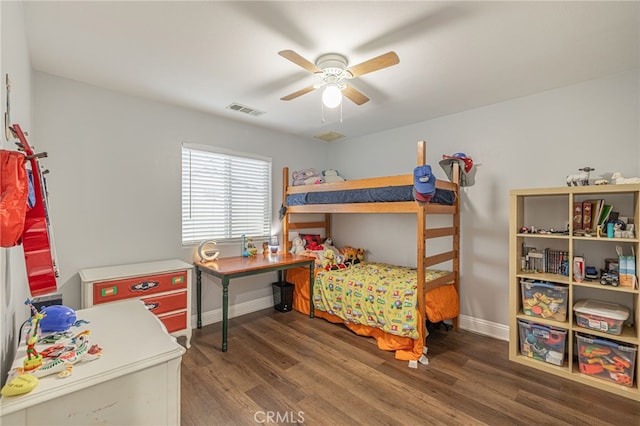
[{"left": 611, "top": 172, "right": 640, "bottom": 184}]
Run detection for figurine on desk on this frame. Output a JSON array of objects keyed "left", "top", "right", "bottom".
[{"left": 241, "top": 234, "right": 257, "bottom": 257}]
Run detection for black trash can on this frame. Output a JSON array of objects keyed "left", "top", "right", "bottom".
[{"left": 272, "top": 281, "right": 294, "bottom": 312}]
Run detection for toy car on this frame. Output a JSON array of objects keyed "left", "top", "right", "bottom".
[{"left": 600, "top": 272, "right": 619, "bottom": 287}]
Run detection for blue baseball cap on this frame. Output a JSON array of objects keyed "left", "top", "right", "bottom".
[{"left": 414, "top": 165, "right": 435, "bottom": 196}]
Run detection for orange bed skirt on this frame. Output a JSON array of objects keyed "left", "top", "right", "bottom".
[{"left": 286, "top": 266, "right": 458, "bottom": 361}]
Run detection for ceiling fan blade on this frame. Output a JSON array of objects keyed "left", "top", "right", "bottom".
[
  {"left": 278, "top": 50, "right": 321, "bottom": 74},
  {"left": 342, "top": 85, "right": 369, "bottom": 105},
  {"left": 280, "top": 85, "right": 316, "bottom": 101},
  {"left": 346, "top": 51, "right": 400, "bottom": 78}
]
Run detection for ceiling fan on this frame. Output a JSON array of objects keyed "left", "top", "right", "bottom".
[{"left": 278, "top": 50, "right": 400, "bottom": 107}]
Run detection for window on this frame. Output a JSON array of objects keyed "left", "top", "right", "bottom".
[{"left": 182, "top": 144, "right": 272, "bottom": 245}]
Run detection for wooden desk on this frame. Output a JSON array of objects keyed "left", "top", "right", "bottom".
[{"left": 194, "top": 253, "right": 315, "bottom": 352}]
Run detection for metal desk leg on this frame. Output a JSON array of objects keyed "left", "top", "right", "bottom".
[
  {"left": 222, "top": 277, "right": 229, "bottom": 352},
  {"left": 196, "top": 267, "right": 202, "bottom": 329},
  {"left": 309, "top": 262, "right": 315, "bottom": 318}
]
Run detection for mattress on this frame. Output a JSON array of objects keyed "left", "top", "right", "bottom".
[{"left": 286, "top": 186, "right": 455, "bottom": 206}]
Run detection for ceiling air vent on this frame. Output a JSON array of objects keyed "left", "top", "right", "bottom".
[
  {"left": 314, "top": 131, "right": 345, "bottom": 142},
  {"left": 225, "top": 102, "right": 265, "bottom": 117}
]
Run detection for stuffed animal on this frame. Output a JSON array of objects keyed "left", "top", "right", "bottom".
[
  {"left": 322, "top": 249, "right": 336, "bottom": 269},
  {"left": 341, "top": 246, "right": 365, "bottom": 264},
  {"left": 611, "top": 172, "right": 640, "bottom": 184},
  {"left": 289, "top": 237, "right": 306, "bottom": 254},
  {"left": 321, "top": 237, "right": 340, "bottom": 256},
  {"left": 292, "top": 168, "right": 324, "bottom": 186},
  {"left": 305, "top": 239, "right": 324, "bottom": 251},
  {"left": 323, "top": 169, "right": 345, "bottom": 183}
]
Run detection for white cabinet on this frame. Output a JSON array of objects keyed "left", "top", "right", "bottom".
[
  {"left": 509, "top": 184, "right": 639, "bottom": 401},
  {"left": 0, "top": 299, "right": 185, "bottom": 425},
  {"left": 80, "top": 259, "right": 192, "bottom": 348}
]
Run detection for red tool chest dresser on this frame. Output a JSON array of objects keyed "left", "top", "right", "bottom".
[{"left": 80, "top": 259, "right": 193, "bottom": 347}]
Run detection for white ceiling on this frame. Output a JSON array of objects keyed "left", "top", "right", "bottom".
[{"left": 23, "top": 1, "right": 639, "bottom": 142}]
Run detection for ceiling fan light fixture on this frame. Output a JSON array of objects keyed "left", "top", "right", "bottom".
[{"left": 322, "top": 84, "right": 342, "bottom": 108}]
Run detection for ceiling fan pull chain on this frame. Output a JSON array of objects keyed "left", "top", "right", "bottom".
[
  {"left": 321, "top": 102, "right": 326, "bottom": 123},
  {"left": 340, "top": 102, "right": 343, "bottom": 123}
]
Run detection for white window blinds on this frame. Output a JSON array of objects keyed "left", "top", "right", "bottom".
[{"left": 182, "top": 144, "right": 272, "bottom": 245}]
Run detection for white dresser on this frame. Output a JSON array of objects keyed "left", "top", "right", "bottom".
[{"left": 0, "top": 299, "right": 186, "bottom": 425}]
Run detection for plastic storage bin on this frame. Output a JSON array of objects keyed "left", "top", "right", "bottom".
[
  {"left": 574, "top": 300, "right": 630, "bottom": 335},
  {"left": 577, "top": 334, "right": 636, "bottom": 387},
  {"left": 518, "top": 320, "right": 567, "bottom": 366},
  {"left": 520, "top": 280, "right": 568, "bottom": 321},
  {"left": 272, "top": 281, "right": 294, "bottom": 312}
]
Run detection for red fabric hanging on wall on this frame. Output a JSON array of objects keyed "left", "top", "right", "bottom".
[{"left": 1, "top": 149, "right": 29, "bottom": 247}]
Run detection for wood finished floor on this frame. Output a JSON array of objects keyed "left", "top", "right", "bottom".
[{"left": 180, "top": 309, "right": 640, "bottom": 425}]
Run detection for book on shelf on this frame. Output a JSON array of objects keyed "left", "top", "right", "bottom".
[
  {"left": 582, "top": 201, "right": 592, "bottom": 230},
  {"left": 543, "top": 248, "right": 569, "bottom": 275},
  {"left": 585, "top": 199, "right": 604, "bottom": 230},
  {"left": 598, "top": 204, "right": 613, "bottom": 226},
  {"left": 573, "top": 202, "right": 582, "bottom": 230}
]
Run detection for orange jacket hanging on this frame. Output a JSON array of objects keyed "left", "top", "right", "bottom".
[{"left": 1, "top": 149, "right": 29, "bottom": 247}]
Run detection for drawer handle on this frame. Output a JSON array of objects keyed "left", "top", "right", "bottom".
[
  {"left": 145, "top": 302, "right": 159, "bottom": 311},
  {"left": 130, "top": 280, "right": 159, "bottom": 292}
]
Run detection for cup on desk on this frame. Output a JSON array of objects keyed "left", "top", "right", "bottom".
[{"left": 268, "top": 236, "right": 279, "bottom": 254}]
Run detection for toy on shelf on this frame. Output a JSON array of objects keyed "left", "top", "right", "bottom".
[
  {"left": 566, "top": 167, "right": 594, "bottom": 186},
  {"left": 611, "top": 172, "right": 640, "bottom": 184}
]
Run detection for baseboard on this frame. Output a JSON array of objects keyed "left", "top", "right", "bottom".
[
  {"left": 191, "top": 295, "right": 274, "bottom": 328},
  {"left": 193, "top": 301, "right": 510, "bottom": 342},
  {"left": 458, "top": 314, "right": 509, "bottom": 341}
]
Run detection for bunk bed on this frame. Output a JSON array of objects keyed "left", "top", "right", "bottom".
[{"left": 281, "top": 140, "right": 461, "bottom": 367}]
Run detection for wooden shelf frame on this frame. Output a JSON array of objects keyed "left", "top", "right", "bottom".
[{"left": 509, "top": 184, "right": 640, "bottom": 401}]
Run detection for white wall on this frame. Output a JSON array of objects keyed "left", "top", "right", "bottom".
[
  {"left": 327, "top": 70, "right": 640, "bottom": 333},
  {"left": 32, "top": 72, "right": 326, "bottom": 318},
  {"left": 1, "top": 0, "right": 33, "bottom": 387}
]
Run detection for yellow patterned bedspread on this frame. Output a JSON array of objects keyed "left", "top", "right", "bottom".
[{"left": 312, "top": 262, "right": 450, "bottom": 339}]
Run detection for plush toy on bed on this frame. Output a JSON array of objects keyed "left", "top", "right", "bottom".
[
  {"left": 304, "top": 238, "right": 324, "bottom": 251},
  {"left": 322, "top": 169, "right": 346, "bottom": 183},
  {"left": 321, "top": 237, "right": 341, "bottom": 256},
  {"left": 322, "top": 249, "right": 336, "bottom": 269},
  {"left": 292, "top": 168, "right": 324, "bottom": 186},
  {"left": 341, "top": 246, "right": 365, "bottom": 265},
  {"left": 289, "top": 237, "right": 306, "bottom": 254},
  {"left": 322, "top": 249, "right": 347, "bottom": 270}
]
